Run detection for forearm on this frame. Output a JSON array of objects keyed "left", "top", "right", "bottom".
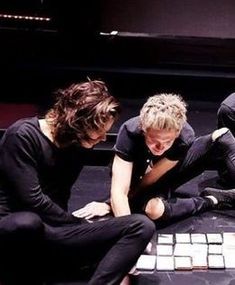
[
  {"left": 135, "top": 158, "right": 179, "bottom": 194},
  {"left": 131, "top": 170, "right": 162, "bottom": 197},
  {"left": 110, "top": 155, "right": 133, "bottom": 216},
  {"left": 10, "top": 175, "right": 78, "bottom": 225},
  {"left": 18, "top": 188, "right": 79, "bottom": 225},
  {"left": 32, "top": 196, "right": 80, "bottom": 225},
  {"left": 1, "top": 133, "right": 81, "bottom": 225},
  {"left": 111, "top": 194, "right": 131, "bottom": 217}
]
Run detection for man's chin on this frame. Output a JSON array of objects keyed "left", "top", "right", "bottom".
[
  {"left": 150, "top": 149, "right": 165, "bottom": 156},
  {"left": 81, "top": 143, "right": 94, "bottom": 149}
]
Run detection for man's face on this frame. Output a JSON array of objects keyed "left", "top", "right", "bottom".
[
  {"left": 80, "top": 118, "right": 115, "bottom": 149},
  {"left": 144, "top": 128, "right": 179, "bottom": 156}
]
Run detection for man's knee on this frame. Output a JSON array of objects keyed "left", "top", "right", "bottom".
[
  {"left": 217, "top": 103, "right": 235, "bottom": 135},
  {"left": 217, "top": 104, "right": 232, "bottom": 120},
  {"left": 0, "top": 212, "right": 44, "bottom": 258},
  {"left": 212, "top": 127, "right": 229, "bottom": 142},
  {"left": 8, "top": 212, "right": 43, "bottom": 234},
  {"left": 144, "top": 198, "right": 165, "bottom": 220},
  {"left": 213, "top": 128, "right": 235, "bottom": 154},
  {"left": 128, "top": 214, "right": 155, "bottom": 237},
  {"left": 211, "top": 128, "right": 235, "bottom": 187}
]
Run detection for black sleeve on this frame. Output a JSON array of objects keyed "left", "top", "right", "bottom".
[
  {"left": 114, "top": 124, "right": 136, "bottom": 162},
  {"left": 0, "top": 133, "right": 80, "bottom": 225}
]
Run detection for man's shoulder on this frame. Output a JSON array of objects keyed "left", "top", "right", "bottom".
[
  {"left": 4, "top": 117, "right": 39, "bottom": 140},
  {"left": 120, "top": 116, "right": 141, "bottom": 135}
]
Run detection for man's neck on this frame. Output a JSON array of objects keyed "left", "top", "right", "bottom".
[{"left": 38, "top": 118, "right": 54, "bottom": 143}]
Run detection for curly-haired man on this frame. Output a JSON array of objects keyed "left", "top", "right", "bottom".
[{"left": 0, "top": 80, "right": 155, "bottom": 285}]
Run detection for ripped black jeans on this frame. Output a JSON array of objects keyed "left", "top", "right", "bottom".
[{"left": 130, "top": 130, "right": 235, "bottom": 223}]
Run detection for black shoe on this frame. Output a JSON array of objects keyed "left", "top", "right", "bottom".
[{"left": 201, "top": 187, "right": 235, "bottom": 208}]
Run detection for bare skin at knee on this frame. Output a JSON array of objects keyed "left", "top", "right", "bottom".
[
  {"left": 212, "top": 127, "right": 229, "bottom": 141},
  {"left": 120, "top": 275, "right": 130, "bottom": 285},
  {"left": 145, "top": 198, "right": 165, "bottom": 220}
]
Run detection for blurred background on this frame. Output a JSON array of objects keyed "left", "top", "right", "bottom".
[
  {"left": 1, "top": 2, "right": 235, "bottom": 284},
  {"left": 0, "top": 0, "right": 235, "bottom": 108}
]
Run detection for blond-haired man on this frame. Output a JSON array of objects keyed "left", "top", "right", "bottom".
[{"left": 79, "top": 93, "right": 235, "bottom": 223}]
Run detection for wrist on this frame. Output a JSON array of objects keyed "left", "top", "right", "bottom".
[{"left": 105, "top": 203, "right": 111, "bottom": 212}]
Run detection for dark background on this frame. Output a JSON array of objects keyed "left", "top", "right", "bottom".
[
  {"left": 1, "top": 2, "right": 235, "bottom": 284},
  {"left": 0, "top": 0, "right": 235, "bottom": 110}
]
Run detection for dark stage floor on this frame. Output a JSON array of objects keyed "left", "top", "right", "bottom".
[
  {"left": 67, "top": 99, "right": 235, "bottom": 285},
  {"left": 1, "top": 98, "right": 235, "bottom": 285},
  {"left": 69, "top": 99, "right": 235, "bottom": 285}
]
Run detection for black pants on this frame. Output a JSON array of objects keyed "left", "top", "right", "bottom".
[
  {"left": 0, "top": 212, "right": 44, "bottom": 285},
  {"left": 131, "top": 130, "right": 235, "bottom": 223},
  {"left": 0, "top": 211, "right": 155, "bottom": 285},
  {"left": 217, "top": 92, "right": 235, "bottom": 138}
]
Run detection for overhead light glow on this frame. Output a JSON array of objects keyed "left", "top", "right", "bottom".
[{"left": 0, "top": 14, "right": 51, "bottom": 21}]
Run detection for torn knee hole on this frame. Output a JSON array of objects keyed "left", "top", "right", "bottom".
[
  {"left": 145, "top": 198, "right": 165, "bottom": 220},
  {"left": 212, "top": 127, "right": 229, "bottom": 142}
]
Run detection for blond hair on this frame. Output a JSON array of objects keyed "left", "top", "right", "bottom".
[{"left": 140, "top": 93, "right": 187, "bottom": 132}]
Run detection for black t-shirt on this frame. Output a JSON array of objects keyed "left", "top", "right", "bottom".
[
  {"left": 0, "top": 117, "right": 88, "bottom": 225},
  {"left": 114, "top": 116, "right": 195, "bottom": 188}
]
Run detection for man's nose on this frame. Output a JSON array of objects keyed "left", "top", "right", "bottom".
[
  {"left": 156, "top": 143, "right": 164, "bottom": 150},
  {"left": 101, "top": 134, "right": 107, "bottom": 142}
]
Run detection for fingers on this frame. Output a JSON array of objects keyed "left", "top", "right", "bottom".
[
  {"left": 72, "top": 207, "right": 96, "bottom": 219},
  {"left": 72, "top": 202, "right": 111, "bottom": 219},
  {"left": 83, "top": 213, "right": 96, "bottom": 220}
]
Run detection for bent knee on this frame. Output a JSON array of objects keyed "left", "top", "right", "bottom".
[
  {"left": 218, "top": 104, "right": 234, "bottom": 118},
  {"left": 130, "top": 214, "right": 155, "bottom": 237},
  {"left": 212, "top": 127, "right": 229, "bottom": 141},
  {"left": 11, "top": 212, "right": 43, "bottom": 233},
  {"left": 145, "top": 198, "right": 165, "bottom": 220}
]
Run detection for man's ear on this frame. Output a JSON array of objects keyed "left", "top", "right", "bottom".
[{"left": 176, "top": 129, "right": 181, "bottom": 138}]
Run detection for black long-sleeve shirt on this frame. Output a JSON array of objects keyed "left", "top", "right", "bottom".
[{"left": 0, "top": 117, "right": 87, "bottom": 225}]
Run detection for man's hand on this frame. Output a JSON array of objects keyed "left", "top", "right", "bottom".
[{"left": 72, "top": 202, "right": 111, "bottom": 220}]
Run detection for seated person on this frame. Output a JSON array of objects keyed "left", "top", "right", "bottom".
[
  {"left": 216, "top": 92, "right": 235, "bottom": 186},
  {"left": 217, "top": 92, "right": 235, "bottom": 137},
  {"left": 0, "top": 80, "right": 155, "bottom": 285},
  {"left": 76, "top": 93, "right": 235, "bottom": 224}
]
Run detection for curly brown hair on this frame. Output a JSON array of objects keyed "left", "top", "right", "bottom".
[{"left": 45, "top": 80, "right": 120, "bottom": 147}]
